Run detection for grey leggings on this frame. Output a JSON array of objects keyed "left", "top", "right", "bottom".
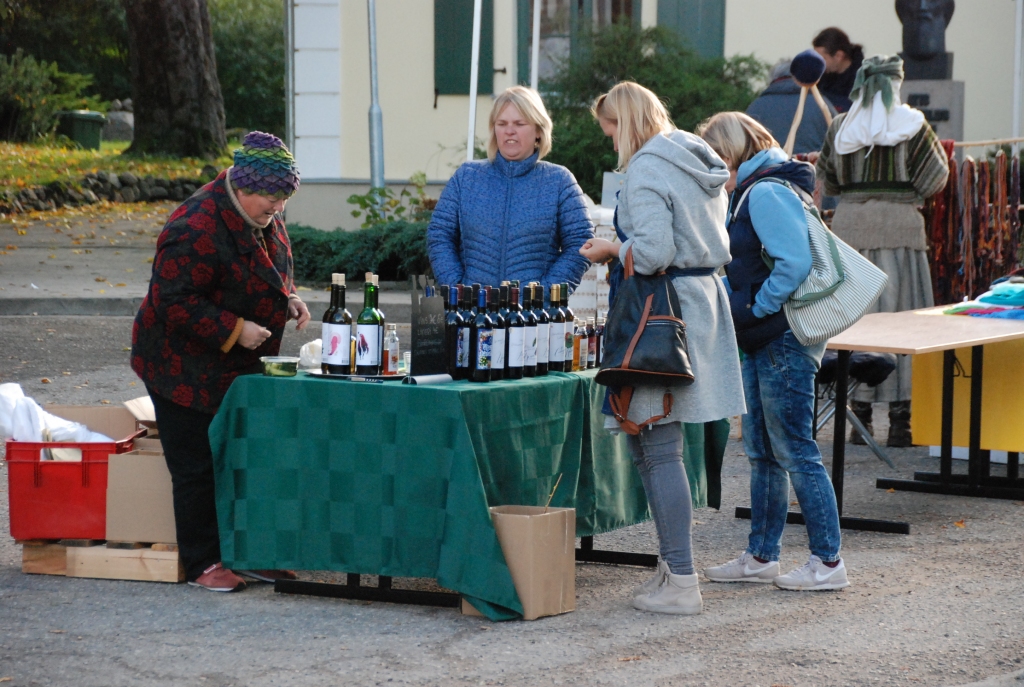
[{"left": 626, "top": 421, "right": 694, "bottom": 575}]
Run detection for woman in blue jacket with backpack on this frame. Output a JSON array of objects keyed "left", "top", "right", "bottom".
[
  {"left": 427, "top": 86, "right": 593, "bottom": 292},
  {"left": 698, "top": 112, "right": 849, "bottom": 592}
]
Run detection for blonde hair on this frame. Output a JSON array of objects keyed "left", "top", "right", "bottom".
[
  {"left": 696, "top": 111, "right": 778, "bottom": 170},
  {"left": 591, "top": 82, "right": 674, "bottom": 170},
  {"left": 487, "top": 86, "right": 552, "bottom": 162}
]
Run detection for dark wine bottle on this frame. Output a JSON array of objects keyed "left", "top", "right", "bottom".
[
  {"left": 596, "top": 314, "right": 606, "bottom": 366},
  {"left": 499, "top": 284, "right": 511, "bottom": 323},
  {"left": 522, "top": 285, "right": 538, "bottom": 378},
  {"left": 547, "top": 284, "right": 565, "bottom": 372},
  {"left": 532, "top": 283, "right": 549, "bottom": 376},
  {"left": 586, "top": 317, "right": 597, "bottom": 369},
  {"left": 471, "top": 283, "right": 482, "bottom": 316},
  {"left": 560, "top": 283, "right": 574, "bottom": 368},
  {"left": 356, "top": 275, "right": 383, "bottom": 375},
  {"left": 489, "top": 287, "right": 507, "bottom": 381},
  {"left": 322, "top": 273, "right": 352, "bottom": 374},
  {"left": 470, "top": 287, "right": 493, "bottom": 382},
  {"left": 320, "top": 273, "right": 338, "bottom": 373},
  {"left": 446, "top": 285, "right": 466, "bottom": 379},
  {"left": 506, "top": 286, "right": 525, "bottom": 380}
]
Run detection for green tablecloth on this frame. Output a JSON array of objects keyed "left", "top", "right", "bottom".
[{"left": 209, "top": 369, "right": 727, "bottom": 620}]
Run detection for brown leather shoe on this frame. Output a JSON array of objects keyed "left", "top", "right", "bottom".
[
  {"left": 238, "top": 569, "right": 298, "bottom": 583},
  {"left": 188, "top": 563, "right": 247, "bottom": 592}
]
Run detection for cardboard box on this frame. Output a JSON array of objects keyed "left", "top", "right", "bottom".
[
  {"left": 463, "top": 506, "right": 576, "bottom": 620},
  {"left": 105, "top": 450, "right": 177, "bottom": 544},
  {"left": 133, "top": 436, "right": 164, "bottom": 452}
]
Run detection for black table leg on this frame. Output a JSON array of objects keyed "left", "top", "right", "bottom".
[
  {"left": 575, "top": 535, "right": 657, "bottom": 568},
  {"left": 1009, "top": 452, "right": 1020, "bottom": 481},
  {"left": 735, "top": 348, "right": 910, "bottom": 535},
  {"left": 879, "top": 345, "right": 1024, "bottom": 500},
  {"left": 275, "top": 575, "right": 461, "bottom": 608}
]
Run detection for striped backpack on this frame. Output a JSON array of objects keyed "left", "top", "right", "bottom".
[{"left": 731, "top": 177, "right": 888, "bottom": 345}]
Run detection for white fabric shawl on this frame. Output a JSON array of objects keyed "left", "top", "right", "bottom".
[{"left": 833, "top": 82, "right": 925, "bottom": 155}]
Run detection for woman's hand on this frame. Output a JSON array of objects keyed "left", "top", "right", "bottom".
[
  {"left": 579, "top": 237, "right": 619, "bottom": 264},
  {"left": 288, "top": 296, "right": 311, "bottom": 331},
  {"left": 238, "top": 320, "right": 272, "bottom": 350}
]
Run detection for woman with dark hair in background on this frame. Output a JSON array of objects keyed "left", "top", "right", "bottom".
[{"left": 813, "top": 27, "right": 865, "bottom": 112}]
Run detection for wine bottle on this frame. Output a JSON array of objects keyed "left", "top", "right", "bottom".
[
  {"left": 596, "top": 314, "right": 606, "bottom": 366},
  {"left": 522, "top": 285, "right": 538, "bottom": 378},
  {"left": 446, "top": 285, "right": 466, "bottom": 379},
  {"left": 499, "top": 284, "right": 511, "bottom": 323},
  {"left": 560, "top": 284, "right": 574, "bottom": 369},
  {"left": 382, "top": 324, "right": 400, "bottom": 375},
  {"left": 533, "top": 284, "right": 549, "bottom": 376},
  {"left": 320, "top": 274, "right": 338, "bottom": 373},
  {"left": 322, "top": 273, "right": 352, "bottom": 374},
  {"left": 575, "top": 319, "right": 588, "bottom": 372},
  {"left": 471, "top": 283, "right": 481, "bottom": 316},
  {"left": 506, "top": 286, "right": 525, "bottom": 380},
  {"left": 371, "top": 273, "right": 385, "bottom": 367},
  {"left": 489, "top": 287, "right": 507, "bottom": 381},
  {"left": 470, "top": 287, "right": 493, "bottom": 382},
  {"left": 356, "top": 276, "right": 383, "bottom": 375},
  {"left": 586, "top": 317, "right": 597, "bottom": 369},
  {"left": 547, "top": 284, "right": 565, "bottom": 372}
]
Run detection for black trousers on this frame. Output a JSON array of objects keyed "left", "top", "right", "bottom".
[{"left": 149, "top": 389, "right": 221, "bottom": 581}]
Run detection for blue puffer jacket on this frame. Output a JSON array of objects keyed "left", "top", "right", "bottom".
[{"left": 426, "top": 151, "right": 594, "bottom": 291}]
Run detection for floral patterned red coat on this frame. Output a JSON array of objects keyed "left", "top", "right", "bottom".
[{"left": 131, "top": 171, "right": 295, "bottom": 413}]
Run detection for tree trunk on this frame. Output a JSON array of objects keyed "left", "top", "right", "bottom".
[{"left": 121, "top": 0, "right": 226, "bottom": 158}]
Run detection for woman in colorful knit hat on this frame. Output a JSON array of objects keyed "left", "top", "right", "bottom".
[
  {"left": 816, "top": 56, "right": 949, "bottom": 446},
  {"left": 131, "top": 131, "right": 308, "bottom": 592}
]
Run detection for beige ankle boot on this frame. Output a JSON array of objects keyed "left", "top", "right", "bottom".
[{"left": 632, "top": 571, "right": 703, "bottom": 615}]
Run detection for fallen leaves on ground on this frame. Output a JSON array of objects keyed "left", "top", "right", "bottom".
[
  {"left": 40, "top": 378, "right": 51, "bottom": 384},
  {"left": 954, "top": 519, "right": 966, "bottom": 528},
  {"left": 94, "top": 277, "right": 107, "bottom": 282},
  {"left": 100, "top": 400, "right": 111, "bottom": 405},
  {"left": 618, "top": 657, "right": 643, "bottom": 662},
  {"left": 887, "top": 488, "right": 896, "bottom": 493}
]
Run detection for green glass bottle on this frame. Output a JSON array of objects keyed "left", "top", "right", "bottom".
[{"left": 356, "top": 274, "right": 382, "bottom": 375}]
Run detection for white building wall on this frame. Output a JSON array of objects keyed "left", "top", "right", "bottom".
[{"left": 290, "top": 0, "right": 342, "bottom": 179}]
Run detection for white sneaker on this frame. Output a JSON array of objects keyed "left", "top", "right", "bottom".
[
  {"left": 773, "top": 555, "right": 850, "bottom": 591},
  {"left": 704, "top": 552, "right": 779, "bottom": 583},
  {"left": 632, "top": 560, "right": 669, "bottom": 598},
  {"left": 632, "top": 572, "right": 703, "bottom": 615}
]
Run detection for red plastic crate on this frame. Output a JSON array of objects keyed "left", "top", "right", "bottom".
[{"left": 6, "top": 430, "right": 143, "bottom": 541}]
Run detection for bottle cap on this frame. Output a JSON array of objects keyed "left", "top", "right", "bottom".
[
  {"left": 365, "top": 271, "right": 373, "bottom": 282},
  {"left": 588, "top": 317, "right": 595, "bottom": 325},
  {"left": 387, "top": 323, "right": 397, "bottom": 330},
  {"left": 597, "top": 316, "right": 605, "bottom": 325},
  {"left": 372, "top": 274, "right": 379, "bottom": 286},
  {"left": 338, "top": 273, "right": 345, "bottom": 286}
]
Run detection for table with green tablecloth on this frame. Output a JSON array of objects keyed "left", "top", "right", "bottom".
[{"left": 208, "top": 369, "right": 728, "bottom": 620}]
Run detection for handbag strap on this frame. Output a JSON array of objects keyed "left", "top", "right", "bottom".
[
  {"left": 621, "top": 293, "right": 654, "bottom": 370},
  {"left": 610, "top": 388, "right": 674, "bottom": 436},
  {"left": 624, "top": 244, "right": 635, "bottom": 279}
]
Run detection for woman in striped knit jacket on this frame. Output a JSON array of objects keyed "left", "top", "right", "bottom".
[{"left": 816, "top": 55, "right": 949, "bottom": 447}]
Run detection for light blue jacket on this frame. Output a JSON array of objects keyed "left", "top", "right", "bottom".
[{"left": 735, "top": 148, "right": 813, "bottom": 318}]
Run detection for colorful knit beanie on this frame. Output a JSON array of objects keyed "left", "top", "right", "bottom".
[{"left": 229, "top": 131, "right": 301, "bottom": 199}]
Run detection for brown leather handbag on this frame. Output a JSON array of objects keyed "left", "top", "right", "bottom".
[{"left": 596, "top": 247, "right": 697, "bottom": 434}]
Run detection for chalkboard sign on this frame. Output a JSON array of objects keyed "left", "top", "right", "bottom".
[{"left": 411, "top": 291, "right": 447, "bottom": 376}]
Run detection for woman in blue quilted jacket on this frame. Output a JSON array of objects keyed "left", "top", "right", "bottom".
[{"left": 427, "top": 86, "right": 594, "bottom": 292}]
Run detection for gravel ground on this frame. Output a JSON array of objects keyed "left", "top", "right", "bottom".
[{"left": 1, "top": 316, "right": 1023, "bottom": 686}]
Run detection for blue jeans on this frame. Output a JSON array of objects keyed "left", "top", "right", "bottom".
[
  {"left": 742, "top": 331, "right": 841, "bottom": 563},
  {"left": 627, "top": 422, "right": 693, "bottom": 575}
]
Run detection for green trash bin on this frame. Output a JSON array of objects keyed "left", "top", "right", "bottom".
[{"left": 57, "top": 110, "right": 106, "bottom": 150}]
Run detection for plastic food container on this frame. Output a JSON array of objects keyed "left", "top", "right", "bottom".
[{"left": 260, "top": 356, "right": 299, "bottom": 377}]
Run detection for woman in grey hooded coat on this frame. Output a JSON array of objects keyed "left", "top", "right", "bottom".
[{"left": 581, "top": 82, "right": 745, "bottom": 616}]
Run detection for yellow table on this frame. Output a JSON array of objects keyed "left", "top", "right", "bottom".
[{"left": 827, "top": 309, "right": 1024, "bottom": 511}]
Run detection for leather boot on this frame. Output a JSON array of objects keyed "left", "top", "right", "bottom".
[
  {"left": 887, "top": 401, "right": 913, "bottom": 447},
  {"left": 849, "top": 401, "right": 873, "bottom": 445}
]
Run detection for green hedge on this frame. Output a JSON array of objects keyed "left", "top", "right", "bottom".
[{"left": 287, "top": 221, "right": 431, "bottom": 284}]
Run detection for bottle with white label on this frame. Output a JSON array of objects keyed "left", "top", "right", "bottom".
[
  {"left": 382, "top": 323, "right": 400, "bottom": 375},
  {"left": 522, "top": 284, "right": 538, "bottom": 377},
  {"left": 489, "top": 287, "right": 507, "bottom": 381},
  {"left": 547, "top": 284, "right": 565, "bottom": 372},
  {"left": 532, "top": 283, "right": 549, "bottom": 376},
  {"left": 586, "top": 317, "right": 597, "bottom": 368},
  {"left": 506, "top": 285, "right": 526, "bottom": 379},
  {"left": 356, "top": 276, "right": 382, "bottom": 375},
  {"left": 321, "top": 273, "right": 352, "bottom": 374}
]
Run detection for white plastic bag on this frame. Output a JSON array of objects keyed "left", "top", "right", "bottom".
[
  {"left": 0, "top": 383, "right": 26, "bottom": 439},
  {"left": 10, "top": 395, "right": 113, "bottom": 462},
  {"left": 299, "top": 338, "right": 322, "bottom": 369}
]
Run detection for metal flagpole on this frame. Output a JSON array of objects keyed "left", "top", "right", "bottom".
[
  {"left": 1015, "top": 0, "right": 1023, "bottom": 154},
  {"left": 367, "top": 0, "right": 385, "bottom": 189},
  {"left": 530, "top": 0, "right": 542, "bottom": 90},
  {"left": 466, "top": 0, "right": 483, "bottom": 161}
]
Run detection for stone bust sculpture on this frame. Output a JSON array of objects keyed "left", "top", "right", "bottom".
[{"left": 896, "top": 0, "right": 955, "bottom": 60}]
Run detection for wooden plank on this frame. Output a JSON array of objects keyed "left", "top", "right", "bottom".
[
  {"left": 66, "top": 546, "right": 184, "bottom": 583},
  {"left": 59, "top": 539, "right": 104, "bottom": 548},
  {"left": 827, "top": 310, "right": 1024, "bottom": 355},
  {"left": 17, "top": 539, "right": 60, "bottom": 547},
  {"left": 151, "top": 543, "right": 178, "bottom": 552},
  {"left": 22, "top": 544, "right": 66, "bottom": 576}
]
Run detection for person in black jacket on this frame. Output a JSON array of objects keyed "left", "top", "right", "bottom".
[{"left": 813, "top": 27, "right": 865, "bottom": 112}]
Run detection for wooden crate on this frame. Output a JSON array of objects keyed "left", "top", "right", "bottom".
[{"left": 19, "top": 541, "right": 184, "bottom": 583}]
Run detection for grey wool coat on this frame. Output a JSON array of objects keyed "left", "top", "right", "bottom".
[{"left": 611, "top": 130, "right": 746, "bottom": 428}]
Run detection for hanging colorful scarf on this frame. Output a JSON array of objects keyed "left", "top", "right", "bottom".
[
  {"left": 1011, "top": 155, "right": 1022, "bottom": 267},
  {"left": 927, "top": 140, "right": 956, "bottom": 304},
  {"left": 993, "top": 151, "right": 1009, "bottom": 269},
  {"left": 976, "top": 160, "right": 993, "bottom": 297},
  {"left": 957, "top": 157, "right": 977, "bottom": 301}
]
